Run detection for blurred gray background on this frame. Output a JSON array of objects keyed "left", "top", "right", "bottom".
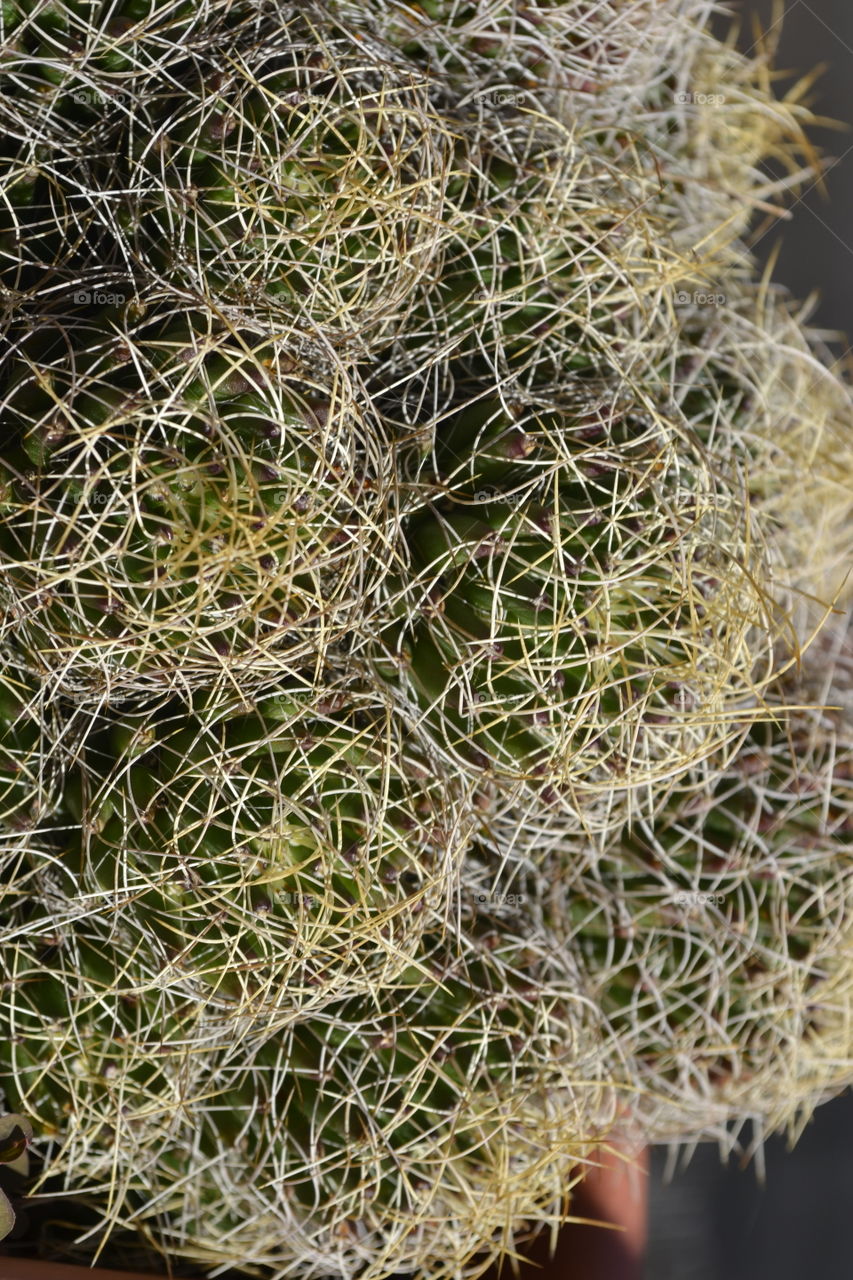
[{"left": 647, "top": 2, "right": 853, "bottom": 1276}]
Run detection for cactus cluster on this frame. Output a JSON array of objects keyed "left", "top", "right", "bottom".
[{"left": 1, "top": 2, "right": 852, "bottom": 1277}]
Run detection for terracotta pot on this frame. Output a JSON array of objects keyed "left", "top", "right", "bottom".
[{"left": 0, "top": 1259, "right": 163, "bottom": 1279}]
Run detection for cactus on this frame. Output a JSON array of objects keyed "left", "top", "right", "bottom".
[
  {"left": 0, "top": 300, "right": 396, "bottom": 704},
  {"left": 371, "top": 387, "right": 789, "bottom": 849},
  {"left": 121, "top": 11, "right": 456, "bottom": 355},
  {"left": 49, "top": 678, "right": 479, "bottom": 1020},
  {"left": 0, "top": 1, "right": 852, "bottom": 1277},
  {"left": 543, "top": 611, "right": 853, "bottom": 1142},
  {"left": 0, "top": 1, "right": 210, "bottom": 298},
  {"left": 0, "top": 658, "right": 82, "bottom": 841},
  {"left": 1, "top": 894, "right": 613, "bottom": 1278}
]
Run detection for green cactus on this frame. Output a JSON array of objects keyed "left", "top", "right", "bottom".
[
  {"left": 0, "top": 895, "right": 612, "bottom": 1278},
  {"left": 370, "top": 388, "right": 790, "bottom": 848},
  {"left": 0, "top": 663, "right": 76, "bottom": 839},
  {"left": 0, "top": 300, "right": 395, "bottom": 703},
  {"left": 45, "top": 679, "right": 479, "bottom": 1018},
  {"left": 118, "top": 14, "right": 456, "bottom": 352},
  {"left": 547, "top": 615, "right": 853, "bottom": 1140},
  {"left": 0, "top": 1, "right": 851, "bottom": 1277}
]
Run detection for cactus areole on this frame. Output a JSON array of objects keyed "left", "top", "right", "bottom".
[{"left": 0, "top": 2, "right": 851, "bottom": 1278}]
